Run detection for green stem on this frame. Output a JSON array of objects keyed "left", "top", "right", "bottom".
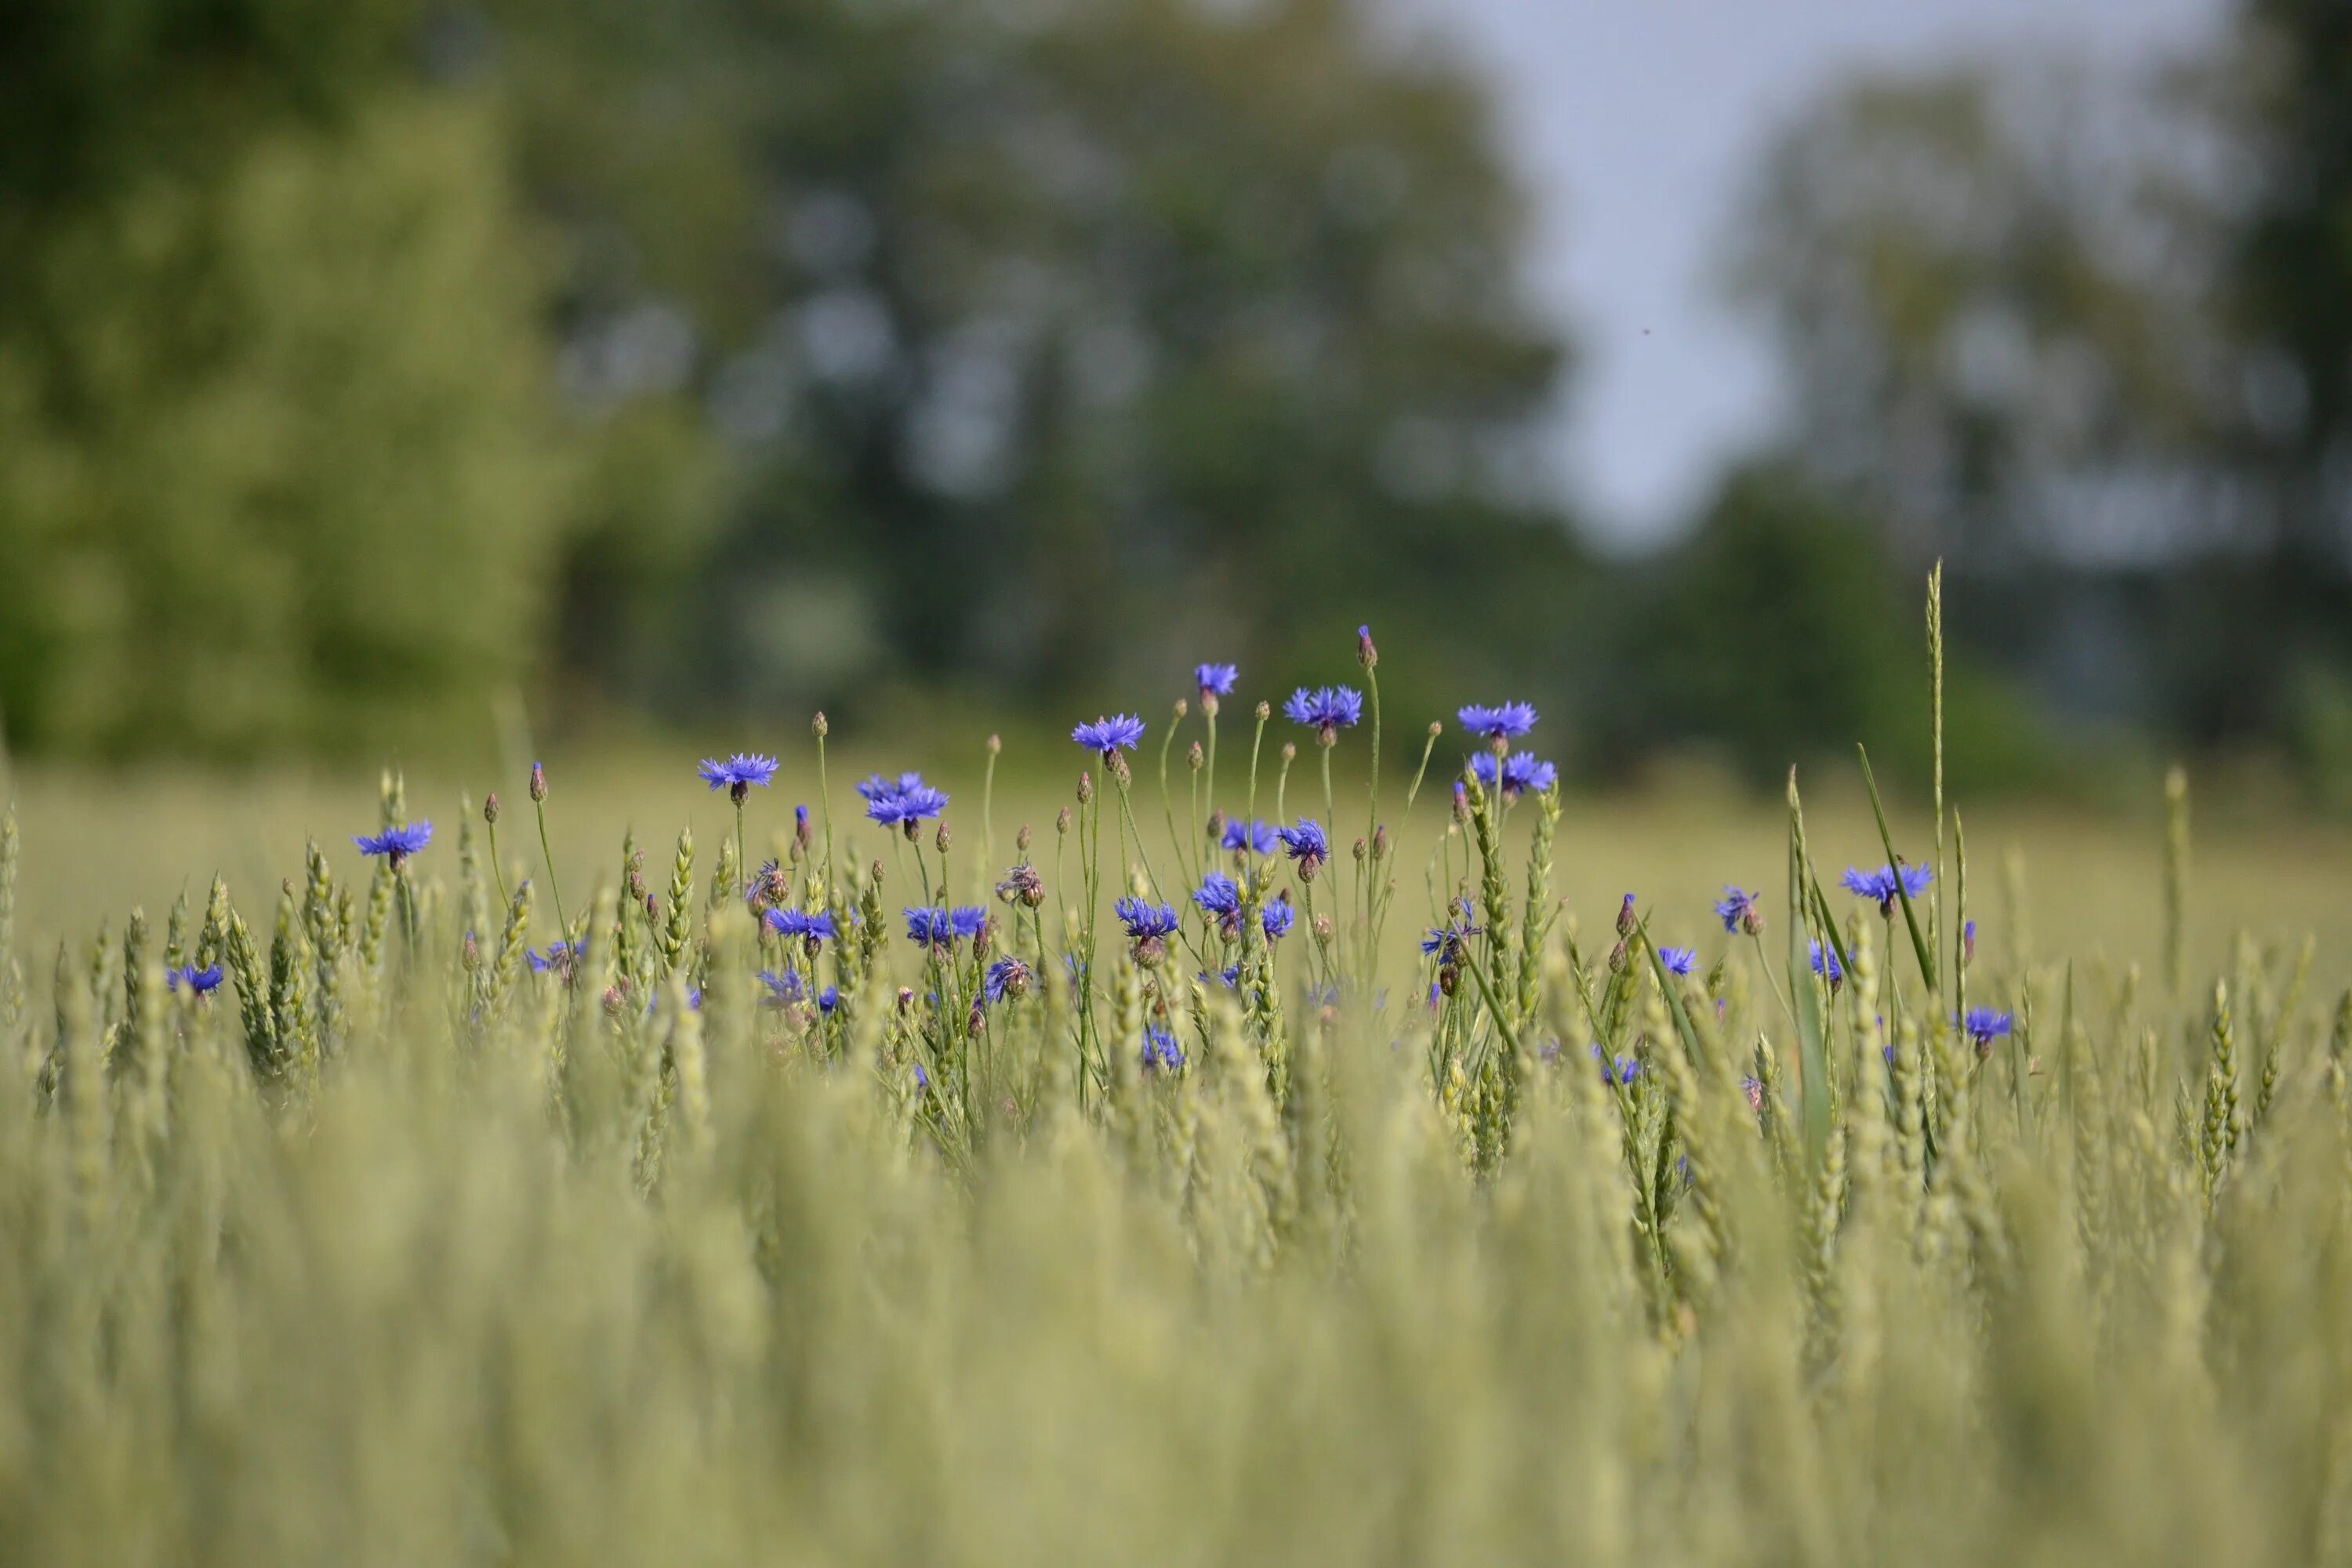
[{"left": 535, "top": 799, "right": 568, "bottom": 940}]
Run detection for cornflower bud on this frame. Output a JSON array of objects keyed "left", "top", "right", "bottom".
[
  {"left": 1173, "top": 698, "right": 1189, "bottom": 720},
  {"left": 1254, "top": 700, "right": 1272, "bottom": 723},
  {"left": 935, "top": 822, "right": 952, "bottom": 855},
  {"left": 1313, "top": 914, "right": 1333, "bottom": 944},
  {"left": 461, "top": 931, "right": 481, "bottom": 971},
  {"left": 483, "top": 792, "right": 501, "bottom": 825},
  {"left": 1016, "top": 823, "right": 1033, "bottom": 852},
  {"left": 1352, "top": 837, "right": 1367, "bottom": 864},
  {"left": 1607, "top": 940, "right": 1628, "bottom": 973},
  {"left": 528, "top": 761, "right": 548, "bottom": 804},
  {"left": 812, "top": 711, "right": 829, "bottom": 738},
  {"left": 1357, "top": 623, "right": 1377, "bottom": 668},
  {"left": 1616, "top": 894, "right": 1637, "bottom": 937},
  {"left": 987, "top": 732, "right": 1001, "bottom": 755},
  {"left": 1077, "top": 771, "right": 1094, "bottom": 804},
  {"left": 1372, "top": 825, "right": 1388, "bottom": 861},
  {"left": 1057, "top": 807, "right": 1073, "bottom": 836},
  {"left": 1108, "top": 751, "right": 1131, "bottom": 787},
  {"left": 1280, "top": 742, "right": 1297, "bottom": 764},
  {"left": 1188, "top": 742, "right": 1203, "bottom": 771}
]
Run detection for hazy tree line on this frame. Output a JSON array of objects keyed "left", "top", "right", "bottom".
[{"left": 2, "top": 0, "right": 2346, "bottom": 803}]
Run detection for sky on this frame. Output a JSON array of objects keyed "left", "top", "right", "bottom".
[{"left": 1398, "top": 0, "right": 2231, "bottom": 550}]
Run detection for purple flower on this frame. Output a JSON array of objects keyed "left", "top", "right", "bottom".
[
  {"left": 1141, "top": 1025, "right": 1185, "bottom": 1073},
  {"left": 1114, "top": 897, "right": 1181, "bottom": 941},
  {"left": 354, "top": 822, "right": 433, "bottom": 866},
  {"left": 1715, "top": 886, "right": 1762, "bottom": 935},
  {"left": 1195, "top": 663, "right": 1239, "bottom": 701},
  {"left": 1591, "top": 1042, "right": 1641, "bottom": 1085},
  {"left": 1809, "top": 941, "right": 1843, "bottom": 985},
  {"left": 1963, "top": 918, "right": 1978, "bottom": 964},
  {"left": 869, "top": 782, "right": 949, "bottom": 830},
  {"left": 906, "top": 906, "right": 985, "bottom": 946},
  {"left": 1457, "top": 702, "right": 1537, "bottom": 742},
  {"left": 1261, "top": 893, "right": 1295, "bottom": 941},
  {"left": 1071, "top": 714, "right": 1146, "bottom": 756},
  {"left": 1960, "top": 1007, "right": 2013, "bottom": 1049},
  {"left": 856, "top": 771, "right": 929, "bottom": 804},
  {"left": 1421, "top": 920, "right": 1483, "bottom": 966},
  {"left": 984, "top": 956, "right": 1033, "bottom": 1004},
  {"left": 766, "top": 907, "right": 837, "bottom": 944},
  {"left": 1841, "top": 862, "right": 1933, "bottom": 915},
  {"left": 758, "top": 968, "right": 807, "bottom": 1006},
  {"left": 1469, "top": 751, "right": 1557, "bottom": 799},
  {"left": 1192, "top": 873, "right": 1243, "bottom": 936},
  {"left": 1221, "top": 818, "right": 1278, "bottom": 855},
  {"left": 168, "top": 964, "right": 223, "bottom": 995},
  {"left": 525, "top": 939, "right": 583, "bottom": 975},
  {"left": 698, "top": 753, "right": 779, "bottom": 797},
  {"left": 1283, "top": 685, "right": 1363, "bottom": 742},
  {"left": 1276, "top": 819, "right": 1330, "bottom": 877},
  {"left": 1658, "top": 946, "right": 1697, "bottom": 977}
]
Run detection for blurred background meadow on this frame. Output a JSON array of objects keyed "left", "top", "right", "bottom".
[{"left": 3, "top": 0, "right": 2349, "bottom": 939}]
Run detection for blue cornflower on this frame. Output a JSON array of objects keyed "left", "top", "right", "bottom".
[
  {"left": 1221, "top": 818, "right": 1278, "bottom": 855},
  {"left": 698, "top": 753, "right": 779, "bottom": 798},
  {"left": 1141, "top": 1025, "right": 1185, "bottom": 1073},
  {"left": 912, "top": 1062, "right": 930, "bottom": 1094},
  {"left": 1841, "top": 862, "right": 1933, "bottom": 914},
  {"left": 1591, "top": 1041, "right": 1641, "bottom": 1086},
  {"left": 1192, "top": 872, "right": 1243, "bottom": 927},
  {"left": 1200, "top": 964, "right": 1243, "bottom": 988},
  {"left": 1960, "top": 1007, "right": 2013, "bottom": 1051},
  {"left": 856, "top": 771, "right": 929, "bottom": 804},
  {"left": 1457, "top": 702, "right": 1537, "bottom": 742},
  {"left": 1715, "top": 886, "right": 1763, "bottom": 935},
  {"left": 1469, "top": 751, "right": 1557, "bottom": 799},
  {"left": 1276, "top": 818, "right": 1330, "bottom": 879},
  {"left": 1114, "top": 897, "right": 1181, "bottom": 941},
  {"left": 1071, "top": 714, "right": 1146, "bottom": 756},
  {"left": 1658, "top": 946, "right": 1697, "bottom": 977},
  {"left": 354, "top": 821, "right": 433, "bottom": 866},
  {"left": 817, "top": 985, "right": 839, "bottom": 1014},
  {"left": 168, "top": 963, "right": 223, "bottom": 995},
  {"left": 905, "top": 906, "right": 985, "bottom": 946},
  {"left": 766, "top": 907, "right": 837, "bottom": 944},
  {"left": 1283, "top": 685, "right": 1363, "bottom": 743},
  {"left": 1809, "top": 940, "right": 1843, "bottom": 985},
  {"left": 758, "top": 968, "right": 807, "bottom": 1007},
  {"left": 1421, "top": 919, "right": 1483, "bottom": 967},
  {"left": 1262, "top": 894, "right": 1295, "bottom": 941},
  {"left": 984, "top": 956, "right": 1033, "bottom": 1004},
  {"left": 869, "top": 782, "right": 950, "bottom": 831},
  {"left": 1963, "top": 917, "right": 1978, "bottom": 964},
  {"left": 1195, "top": 663, "right": 1239, "bottom": 703},
  {"left": 525, "top": 939, "right": 583, "bottom": 975}
]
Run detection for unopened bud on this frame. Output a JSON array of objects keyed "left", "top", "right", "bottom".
[
  {"left": 528, "top": 761, "right": 548, "bottom": 804},
  {"left": 484, "top": 792, "right": 501, "bottom": 825},
  {"left": 1352, "top": 837, "right": 1367, "bottom": 863},
  {"left": 1016, "top": 823, "right": 1033, "bottom": 852},
  {"left": 812, "top": 711, "right": 829, "bottom": 738},
  {"left": 1254, "top": 700, "right": 1272, "bottom": 723},
  {"left": 1439, "top": 964, "right": 1461, "bottom": 997},
  {"left": 1372, "top": 824, "right": 1388, "bottom": 861},
  {"left": 1173, "top": 698, "right": 1189, "bottom": 720},
  {"left": 1451, "top": 783, "right": 1469, "bottom": 825},
  {"left": 987, "top": 732, "right": 1001, "bottom": 755},
  {"left": 1607, "top": 941, "right": 1628, "bottom": 972},
  {"left": 1356, "top": 623, "right": 1377, "bottom": 668},
  {"left": 1615, "top": 894, "right": 1637, "bottom": 937},
  {"left": 1427, "top": 720, "right": 1442, "bottom": 740},
  {"left": 461, "top": 931, "right": 481, "bottom": 971},
  {"left": 1313, "top": 914, "right": 1333, "bottom": 943},
  {"left": 1057, "top": 807, "right": 1073, "bottom": 836},
  {"left": 1206, "top": 809, "right": 1227, "bottom": 842},
  {"left": 1280, "top": 742, "right": 1296, "bottom": 764},
  {"left": 935, "top": 822, "right": 952, "bottom": 855},
  {"left": 1077, "top": 771, "right": 1094, "bottom": 804},
  {"left": 1109, "top": 751, "right": 1131, "bottom": 786},
  {"left": 1188, "top": 741, "right": 1203, "bottom": 771}
]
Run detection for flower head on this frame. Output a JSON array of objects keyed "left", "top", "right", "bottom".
[
  {"left": 1715, "top": 886, "right": 1764, "bottom": 936},
  {"left": 525, "top": 939, "right": 584, "bottom": 976},
  {"left": 698, "top": 753, "right": 779, "bottom": 798},
  {"left": 869, "top": 782, "right": 950, "bottom": 830},
  {"left": 1421, "top": 919, "right": 1483, "bottom": 967},
  {"left": 1658, "top": 945, "right": 1697, "bottom": 977},
  {"left": 1261, "top": 893, "right": 1295, "bottom": 941},
  {"left": 1192, "top": 873, "right": 1243, "bottom": 936},
  {"left": 1960, "top": 1007, "right": 2014, "bottom": 1051},
  {"left": 1071, "top": 714, "right": 1146, "bottom": 756},
  {"left": 1276, "top": 818, "right": 1330, "bottom": 878},
  {"left": 1468, "top": 751, "right": 1557, "bottom": 799},
  {"left": 1590, "top": 1041, "right": 1641, "bottom": 1086},
  {"left": 1114, "top": 897, "right": 1181, "bottom": 942},
  {"left": 1141, "top": 1025, "right": 1185, "bottom": 1073},
  {"left": 1283, "top": 685, "right": 1363, "bottom": 743},
  {"left": 1221, "top": 818, "right": 1278, "bottom": 855},
  {"left": 1195, "top": 663, "right": 1239, "bottom": 702},
  {"left": 905, "top": 906, "right": 985, "bottom": 946},
  {"left": 758, "top": 968, "right": 807, "bottom": 1007},
  {"left": 1457, "top": 702, "right": 1537, "bottom": 742},
  {"left": 354, "top": 822, "right": 434, "bottom": 866},
  {"left": 856, "top": 771, "right": 929, "bottom": 804},
  {"left": 1809, "top": 940, "right": 1844, "bottom": 986},
  {"left": 1841, "top": 862, "right": 1933, "bottom": 914},
  {"left": 766, "top": 907, "right": 837, "bottom": 945},
  {"left": 168, "top": 964, "right": 223, "bottom": 996},
  {"left": 984, "top": 956, "right": 1034, "bottom": 1004}
]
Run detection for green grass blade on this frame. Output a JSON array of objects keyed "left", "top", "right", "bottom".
[
  {"left": 1787, "top": 769, "right": 1829, "bottom": 1168},
  {"left": 1857, "top": 743, "right": 1938, "bottom": 993}
]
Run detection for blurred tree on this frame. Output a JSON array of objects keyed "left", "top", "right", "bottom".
[
  {"left": 0, "top": 2, "right": 575, "bottom": 758},
  {"left": 492, "top": 0, "right": 1578, "bottom": 722}
]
